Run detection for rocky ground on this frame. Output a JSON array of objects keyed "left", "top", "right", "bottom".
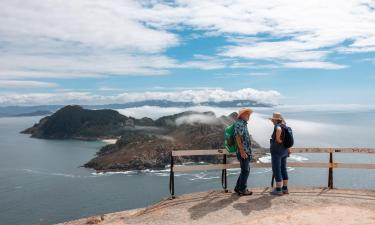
[{"left": 57, "top": 188, "right": 375, "bottom": 225}]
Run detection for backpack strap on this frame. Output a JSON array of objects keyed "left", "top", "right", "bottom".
[{"left": 279, "top": 124, "right": 286, "bottom": 141}]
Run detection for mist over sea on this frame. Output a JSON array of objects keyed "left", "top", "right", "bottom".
[{"left": 0, "top": 106, "right": 374, "bottom": 225}]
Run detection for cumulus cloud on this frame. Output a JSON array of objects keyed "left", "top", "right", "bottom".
[
  {"left": 114, "top": 88, "right": 280, "bottom": 104},
  {"left": 0, "top": 0, "right": 178, "bottom": 53},
  {"left": 0, "top": 80, "right": 57, "bottom": 88},
  {"left": 175, "top": 114, "right": 220, "bottom": 126},
  {"left": 0, "top": 92, "right": 95, "bottom": 106},
  {"left": 282, "top": 61, "right": 348, "bottom": 70},
  {"left": 1, "top": 0, "right": 375, "bottom": 82},
  {"left": 275, "top": 104, "right": 375, "bottom": 113},
  {"left": 0, "top": 88, "right": 280, "bottom": 106},
  {"left": 0, "top": 54, "right": 175, "bottom": 79},
  {"left": 150, "top": 0, "right": 375, "bottom": 68}
]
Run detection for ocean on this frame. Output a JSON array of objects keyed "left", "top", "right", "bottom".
[{"left": 0, "top": 107, "right": 374, "bottom": 225}]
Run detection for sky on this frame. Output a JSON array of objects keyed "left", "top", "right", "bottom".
[{"left": 0, "top": 0, "right": 375, "bottom": 106}]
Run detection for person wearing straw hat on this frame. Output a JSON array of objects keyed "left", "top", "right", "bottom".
[
  {"left": 269, "top": 112, "right": 290, "bottom": 196},
  {"left": 233, "top": 108, "right": 254, "bottom": 196}
]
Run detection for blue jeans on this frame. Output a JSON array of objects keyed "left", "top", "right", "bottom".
[
  {"left": 271, "top": 154, "right": 288, "bottom": 182},
  {"left": 235, "top": 151, "right": 250, "bottom": 191}
]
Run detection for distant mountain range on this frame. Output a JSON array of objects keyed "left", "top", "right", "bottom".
[
  {"left": 0, "top": 100, "right": 272, "bottom": 117},
  {"left": 13, "top": 110, "right": 52, "bottom": 117},
  {"left": 21, "top": 105, "right": 265, "bottom": 171}
]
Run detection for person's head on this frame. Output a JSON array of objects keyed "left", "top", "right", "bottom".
[
  {"left": 269, "top": 112, "right": 284, "bottom": 125},
  {"left": 237, "top": 108, "right": 253, "bottom": 121}
]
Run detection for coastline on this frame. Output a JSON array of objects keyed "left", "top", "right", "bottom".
[
  {"left": 88, "top": 149, "right": 269, "bottom": 173},
  {"left": 56, "top": 187, "right": 375, "bottom": 225},
  {"left": 101, "top": 139, "right": 118, "bottom": 145}
]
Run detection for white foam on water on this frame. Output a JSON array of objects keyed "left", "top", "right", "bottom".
[
  {"left": 22, "top": 169, "right": 84, "bottom": 178},
  {"left": 289, "top": 155, "right": 309, "bottom": 162},
  {"left": 227, "top": 168, "right": 241, "bottom": 172},
  {"left": 92, "top": 170, "right": 137, "bottom": 176},
  {"left": 92, "top": 168, "right": 172, "bottom": 177},
  {"left": 258, "top": 154, "right": 272, "bottom": 163},
  {"left": 258, "top": 154, "right": 309, "bottom": 163},
  {"left": 151, "top": 172, "right": 169, "bottom": 177},
  {"left": 189, "top": 173, "right": 220, "bottom": 181},
  {"left": 142, "top": 169, "right": 169, "bottom": 173}
]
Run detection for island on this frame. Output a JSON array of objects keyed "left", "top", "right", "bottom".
[{"left": 22, "top": 105, "right": 265, "bottom": 171}]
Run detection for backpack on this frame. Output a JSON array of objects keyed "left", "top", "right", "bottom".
[
  {"left": 281, "top": 124, "right": 294, "bottom": 148},
  {"left": 224, "top": 123, "right": 238, "bottom": 153}
]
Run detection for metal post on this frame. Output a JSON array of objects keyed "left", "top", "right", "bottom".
[
  {"left": 223, "top": 154, "right": 228, "bottom": 192},
  {"left": 224, "top": 155, "right": 228, "bottom": 192},
  {"left": 328, "top": 152, "right": 333, "bottom": 189},
  {"left": 169, "top": 153, "right": 175, "bottom": 199}
]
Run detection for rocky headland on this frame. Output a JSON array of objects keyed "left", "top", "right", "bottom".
[{"left": 22, "top": 105, "right": 266, "bottom": 171}]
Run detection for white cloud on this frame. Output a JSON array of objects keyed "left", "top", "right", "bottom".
[
  {"left": 0, "top": 54, "right": 175, "bottom": 79},
  {"left": 98, "top": 87, "right": 124, "bottom": 92},
  {"left": 175, "top": 114, "right": 221, "bottom": 126},
  {"left": 147, "top": 0, "right": 375, "bottom": 68},
  {"left": 149, "top": 86, "right": 222, "bottom": 91},
  {"left": 215, "top": 72, "right": 270, "bottom": 79},
  {"left": 1, "top": 0, "right": 375, "bottom": 81},
  {"left": 283, "top": 61, "right": 348, "bottom": 70},
  {"left": 0, "top": 0, "right": 178, "bottom": 53},
  {"left": 221, "top": 41, "right": 329, "bottom": 61},
  {"left": 0, "top": 92, "right": 94, "bottom": 106},
  {"left": 0, "top": 88, "right": 280, "bottom": 106},
  {"left": 0, "top": 80, "right": 57, "bottom": 88},
  {"left": 115, "top": 88, "right": 281, "bottom": 104},
  {"left": 359, "top": 58, "right": 375, "bottom": 64},
  {"left": 274, "top": 104, "right": 375, "bottom": 113}
]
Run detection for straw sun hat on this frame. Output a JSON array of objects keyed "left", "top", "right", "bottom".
[
  {"left": 237, "top": 108, "right": 253, "bottom": 119},
  {"left": 269, "top": 112, "right": 285, "bottom": 123}
]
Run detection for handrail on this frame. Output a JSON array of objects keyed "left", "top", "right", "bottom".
[
  {"left": 172, "top": 148, "right": 375, "bottom": 156},
  {"left": 169, "top": 148, "right": 375, "bottom": 198}
]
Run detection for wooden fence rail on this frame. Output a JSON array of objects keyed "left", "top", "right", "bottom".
[{"left": 169, "top": 148, "right": 375, "bottom": 198}]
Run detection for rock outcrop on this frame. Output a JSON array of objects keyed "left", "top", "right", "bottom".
[{"left": 22, "top": 105, "right": 264, "bottom": 171}]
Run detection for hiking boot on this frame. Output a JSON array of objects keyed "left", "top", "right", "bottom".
[
  {"left": 270, "top": 188, "right": 283, "bottom": 196},
  {"left": 238, "top": 189, "right": 253, "bottom": 196},
  {"left": 282, "top": 188, "right": 289, "bottom": 195}
]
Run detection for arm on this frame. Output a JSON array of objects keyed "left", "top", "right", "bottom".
[
  {"left": 276, "top": 127, "right": 283, "bottom": 144},
  {"left": 236, "top": 134, "right": 248, "bottom": 159}
]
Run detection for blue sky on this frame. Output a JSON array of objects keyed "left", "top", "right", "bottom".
[{"left": 0, "top": 0, "right": 374, "bottom": 106}]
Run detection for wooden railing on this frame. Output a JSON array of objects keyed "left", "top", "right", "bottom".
[{"left": 169, "top": 148, "right": 375, "bottom": 198}]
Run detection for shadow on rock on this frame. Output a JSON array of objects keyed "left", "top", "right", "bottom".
[
  {"left": 232, "top": 194, "right": 275, "bottom": 215},
  {"left": 188, "top": 192, "right": 240, "bottom": 220}
]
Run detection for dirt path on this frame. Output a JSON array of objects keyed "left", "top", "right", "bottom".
[{"left": 57, "top": 188, "right": 375, "bottom": 225}]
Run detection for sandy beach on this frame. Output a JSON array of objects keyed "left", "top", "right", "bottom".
[{"left": 57, "top": 188, "right": 375, "bottom": 225}]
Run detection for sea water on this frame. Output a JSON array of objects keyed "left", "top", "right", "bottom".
[{"left": 0, "top": 109, "right": 374, "bottom": 225}]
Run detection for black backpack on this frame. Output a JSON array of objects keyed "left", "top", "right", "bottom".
[{"left": 281, "top": 124, "right": 294, "bottom": 148}]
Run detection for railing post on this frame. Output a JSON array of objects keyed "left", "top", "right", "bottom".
[
  {"left": 222, "top": 154, "right": 228, "bottom": 192},
  {"left": 328, "top": 151, "right": 333, "bottom": 189},
  {"left": 169, "top": 152, "right": 175, "bottom": 199}
]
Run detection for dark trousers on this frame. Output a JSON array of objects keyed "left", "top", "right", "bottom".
[
  {"left": 235, "top": 152, "right": 250, "bottom": 191},
  {"left": 271, "top": 154, "right": 288, "bottom": 182}
]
